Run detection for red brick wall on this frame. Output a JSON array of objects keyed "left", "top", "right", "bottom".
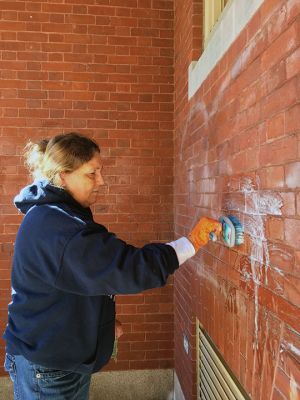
[
  {"left": 174, "top": 0, "right": 300, "bottom": 399},
  {"left": 0, "top": 0, "right": 174, "bottom": 375}
]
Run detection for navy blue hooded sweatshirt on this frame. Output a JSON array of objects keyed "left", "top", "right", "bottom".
[{"left": 3, "top": 180, "right": 179, "bottom": 374}]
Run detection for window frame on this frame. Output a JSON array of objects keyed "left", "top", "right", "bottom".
[
  {"left": 188, "top": 0, "right": 264, "bottom": 99},
  {"left": 203, "top": 0, "right": 229, "bottom": 48}
]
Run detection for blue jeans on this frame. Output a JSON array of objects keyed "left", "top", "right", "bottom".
[{"left": 4, "top": 353, "right": 91, "bottom": 400}]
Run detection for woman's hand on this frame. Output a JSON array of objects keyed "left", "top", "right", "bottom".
[
  {"left": 188, "top": 217, "right": 222, "bottom": 251},
  {"left": 115, "top": 319, "right": 124, "bottom": 339}
]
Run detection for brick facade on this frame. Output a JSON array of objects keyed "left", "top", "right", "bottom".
[
  {"left": 174, "top": 0, "right": 300, "bottom": 398},
  {"left": 0, "top": 0, "right": 175, "bottom": 374}
]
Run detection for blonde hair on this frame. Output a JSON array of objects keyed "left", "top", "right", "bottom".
[{"left": 24, "top": 132, "right": 100, "bottom": 186}]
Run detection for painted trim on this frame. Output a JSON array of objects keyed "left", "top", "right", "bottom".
[{"left": 188, "top": 0, "right": 264, "bottom": 99}]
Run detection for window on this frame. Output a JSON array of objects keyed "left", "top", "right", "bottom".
[
  {"left": 189, "top": 0, "right": 264, "bottom": 98},
  {"left": 203, "top": 0, "right": 229, "bottom": 48}
]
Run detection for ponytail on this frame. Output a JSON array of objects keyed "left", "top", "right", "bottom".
[
  {"left": 23, "top": 132, "right": 100, "bottom": 186},
  {"left": 24, "top": 139, "right": 49, "bottom": 180}
]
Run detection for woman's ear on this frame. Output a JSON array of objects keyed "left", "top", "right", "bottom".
[{"left": 58, "top": 171, "right": 66, "bottom": 188}]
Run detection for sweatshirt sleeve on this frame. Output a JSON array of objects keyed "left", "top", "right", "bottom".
[
  {"left": 55, "top": 226, "right": 179, "bottom": 296},
  {"left": 166, "top": 237, "right": 195, "bottom": 265}
]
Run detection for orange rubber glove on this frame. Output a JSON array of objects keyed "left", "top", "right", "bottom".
[{"left": 188, "top": 217, "right": 222, "bottom": 252}]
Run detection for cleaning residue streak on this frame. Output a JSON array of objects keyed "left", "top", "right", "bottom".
[{"left": 225, "top": 176, "right": 283, "bottom": 348}]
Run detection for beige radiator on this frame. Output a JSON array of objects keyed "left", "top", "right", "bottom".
[{"left": 196, "top": 320, "right": 250, "bottom": 400}]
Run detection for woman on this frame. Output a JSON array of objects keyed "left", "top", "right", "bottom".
[{"left": 3, "top": 132, "right": 221, "bottom": 399}]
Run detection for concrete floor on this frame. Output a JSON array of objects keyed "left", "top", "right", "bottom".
[{"left": 0, "top": 369, "right": 175, "bottom": 400}]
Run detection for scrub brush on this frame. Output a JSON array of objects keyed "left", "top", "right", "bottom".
[{"left": 209, "top": 215, "right": 244, "bottom": 248}]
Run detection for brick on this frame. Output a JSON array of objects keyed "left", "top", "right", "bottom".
[
  {"left": 0, "top": 1, "right": 25, "bottom": 11},
  {"left": 117, "top": 296, "right": 144, "bottom": 305},
  {"left": 260, "top": 286, "right": 300, "bottom": 332},
  {"left": 283, "top": 274, "right": 300, "bottom": 306},
  {"left": 262, "top": 77, "right": 298, "bottom": 120},
  {"left": 280, "top": 192, "right": 296, "bottom": 215},
  {"left": 131, "top": 341, "right": 159, "bottom": 351},
  {"left": 268, "top": 242, "right": 295, "bottom": 274},
  {"left": 266, "top": 3, "right": 288, "bottom": 43},
  {"left": 279, "top": 337, "right": 300, "bottom": 394},
  {"left": 261, "top": 16, "right": 300, "bottom": 71},
  {"left": 145, "top": 313, "right": 173, "bottom": 323},
  {"left": 287, "top": 0, "right": 300, "bottom": 23},
  {"left": 265, "top": 60, "right": 287, "bottom": 93},
  {"left": 284, "top": 218, "right": 300, "bottom": 248},
  {"left": 267, "top": 217, "right": 285, "bottom": 240},
  {"left": 17, "top": 31, "right": 48, "bottom": 42},
  {"left": 285, "top": 103, "right": 300, "bottom": 134},
  {"left": 285, "top": 161, "right": 300, "bottom": 188},
  {"left": 129, "top": 360, "right": 160, "bottom": 369},
  {"left": 262, "top": 315, "right": 283, "bottom": 399},
  {"left": 259, "top": 135, "right": 298, "bottom": 167},
  {"left": 286, "top": 46, "right": 300, "bottom": 79},
  {"left": 274, "top": 368, "right": 292, "bottom": 398},
  {"left": 266, "top": 112, "right": 285, "bottom": 140},
  {"left": 272, "top": 388, "right": 286, "bottom": 399},
  {"left": 42, "top": 3, "right": 72, "bottom": 13},
  {"left": 0, "top": 21, "right": 26, "bottom": 31},
  {"left": 117, "top": 304, "right": 137, "bottom": 314},
  {"left": 265, "top": 165, "right": 285, "bottom": 188}
]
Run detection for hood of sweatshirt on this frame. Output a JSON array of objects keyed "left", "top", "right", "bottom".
[{"left": 14, "top": 180, "right": 92, "bottom": 219}]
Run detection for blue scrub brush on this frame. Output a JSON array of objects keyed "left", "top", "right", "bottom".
[{"left": 209, "top": 215, "right": 244, "bottom": 248}]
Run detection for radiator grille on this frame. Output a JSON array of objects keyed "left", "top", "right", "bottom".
[{"left": 197, "top": 321, "right": 250, "bottom": 400}]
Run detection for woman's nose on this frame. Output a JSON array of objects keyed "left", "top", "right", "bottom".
[{"left": 96, "top": 170, "right": 104, "bottom": 186}]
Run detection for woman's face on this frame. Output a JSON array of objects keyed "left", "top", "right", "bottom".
[{"left": 60, "top": 152, "right": 104, "bottom": 208}]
